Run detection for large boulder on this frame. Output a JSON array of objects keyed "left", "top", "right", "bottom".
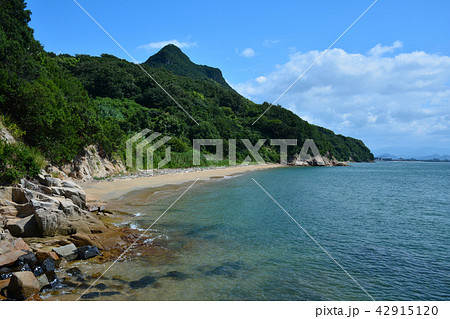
[
  {"left": 6, "top": 215, "right": 39, "bottom": 237},
  {"left": 34, "top": 209, "right": 61, "bottom": 237},
  {"left": 52, "top": 244, "right": 78, "bottom": 261},
  {"left": 7, "top": 271, "right": 40, "bottom": 299}
]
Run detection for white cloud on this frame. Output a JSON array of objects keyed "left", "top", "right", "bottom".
[
  {"left": 255, "top": 76, "right": 267, "bottom": 83},
  {"left": 137, "top": 39, "right": 197, "bottom": 50},
  {"left": 369, "top": 40, "right": 403, "bottom": 56},
  {"left": 240, "top": 48, "right": 255, "bottom": 58},
  {"left": 234, "top": 42, "right": 450, "bottom": 149},
  {"left": 263, "top": 39, "right": 280, "bottom": 47}
]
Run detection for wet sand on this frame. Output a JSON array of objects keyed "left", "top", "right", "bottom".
[{"left": 80, "top": 164, "right": 281, "bottom": 203}]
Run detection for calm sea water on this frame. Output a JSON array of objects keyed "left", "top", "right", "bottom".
[{"left": 54, "top": 162, "right": 450, "bottom": 300}]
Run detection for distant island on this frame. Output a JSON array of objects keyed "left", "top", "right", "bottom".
[
  {"left": 374, "top": 152, "right": 450, "bottom": 162},
  {"left": 375, "top": 157, "right": 450, "bottom": 163}
]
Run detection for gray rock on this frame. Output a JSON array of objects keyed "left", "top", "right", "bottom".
[
  {"left": 61, "top": 180, "right": 83, "bottom": 190},
  {"left": 63, "top": 188, "right": 87, "bottom": 209},
  {"left": 6, "top": 215, "right": 39, "bottom": 237},
  {"left": 30, "top": 198, "right": 59, "bottom": 211},
  {"left": 37, "top": 174, "right": 61, "bottom": 188},
  {"left": 36, "top": 273, "right": 50, "bottom": 290},
  {"left": 44, "top": 177, "right": 61, "bottom": 188},
  {"left": 52, "top": 243, "right": 78, "bottom": 261},
  {"left": 34, "top": 209, "right": 60, "bottom": 237},
  {"left": 3, "top": 176, "right": 104, "bottom": 238}
]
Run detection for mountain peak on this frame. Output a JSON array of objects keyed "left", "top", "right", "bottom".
[
  {"left": 144, "top": 44, "right": 231, "bottom": 89},
  {"left": 147, "top": 44, "right": 190, "bottom": 64}
]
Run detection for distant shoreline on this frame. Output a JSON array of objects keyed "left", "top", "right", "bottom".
[{"left": 374, "top": 158, "right": 450, "bottom": 163}]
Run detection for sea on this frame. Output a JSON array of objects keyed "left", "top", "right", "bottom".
[{"left": 47, "top": 162, "right": 450, "bottom": 300}]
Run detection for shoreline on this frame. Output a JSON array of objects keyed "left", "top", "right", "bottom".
[{"left": 80, "top": 163, "right": 282, "bottom": 204}]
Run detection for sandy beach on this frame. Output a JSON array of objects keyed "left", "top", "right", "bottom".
[{"left": 80, "top": 164, "right": 282, "bottom": 203}]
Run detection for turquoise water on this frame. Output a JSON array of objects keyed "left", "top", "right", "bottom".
[{"left": 67, "top": 162, "right": 450, "bottom": 300}]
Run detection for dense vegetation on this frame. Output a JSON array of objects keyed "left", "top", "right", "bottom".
[
  {"left": 0, "top": 0, "right": 373, "bottom": 183},
  {"left": 0, "top": 140, "right": 43, "bottom": 184}
]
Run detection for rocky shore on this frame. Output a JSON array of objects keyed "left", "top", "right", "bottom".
[
  {"left": 290, "top": 154, "right": 349, "bottom": 167},
  {"left": 0, "top": 172, "right": 152, "bottom": 300},
  {"left": 0, "top": 158, "right": 349, "bottom": 300}
]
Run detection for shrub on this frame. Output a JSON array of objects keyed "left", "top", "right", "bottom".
[{"left": 0, "top": 141, "right": 43, "bottom": 185}]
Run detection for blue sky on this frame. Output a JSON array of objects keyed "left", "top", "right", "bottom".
[{"left": 27, "top": 0, "right": 450, "bottom": 155}]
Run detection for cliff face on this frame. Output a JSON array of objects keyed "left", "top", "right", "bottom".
[{"left": 58, "top": 145, "right": 126, "bottom": 181}]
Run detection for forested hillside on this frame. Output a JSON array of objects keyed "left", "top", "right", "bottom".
[{"left": 0, "top": 0, "right": 373, "bottom": 184}]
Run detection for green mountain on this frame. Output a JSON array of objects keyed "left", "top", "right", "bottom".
[
  {"left": 144, "top": 44, "right": 232, "bottom": 89},
  {"left": 0, "top": 0, "right": 373, "bottom": 184}
]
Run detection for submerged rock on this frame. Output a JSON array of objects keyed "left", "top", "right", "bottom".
[
  {"left": 94, "top": 283, "right": 107, "bottom": 291},
  {"left": 66, "top": 267, "right": 82, "bottom": 277},
  {"left": 163, "top": 271, "right": 188, "bottom": 281},
  {"left": 198, "top": 261, "right": 244, "bottom": 278},
  {"left": 80, "top": 290, "right": 121, "bottom": 300},
  {"left": 101, "top": 291, "right": 121, "bottom": 297},
  {"left": 80, "top": 291, "right": 100, "bottom": 299},
  {"left": 129, "top": 275, "right": 157, "bottom": 289}
]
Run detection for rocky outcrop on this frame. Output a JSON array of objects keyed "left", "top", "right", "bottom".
[
  {"left": 60, "top": 145, "right": 126, "bottom": 181},
  {"left": 291, "top": 154, "right": 349, "bottom": 167},
  {"left": 1, "top": 175, "right": 105, "bottom": 237},
  {"left": 0, "top": 119, "right": 16, "bottom": 144}
]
